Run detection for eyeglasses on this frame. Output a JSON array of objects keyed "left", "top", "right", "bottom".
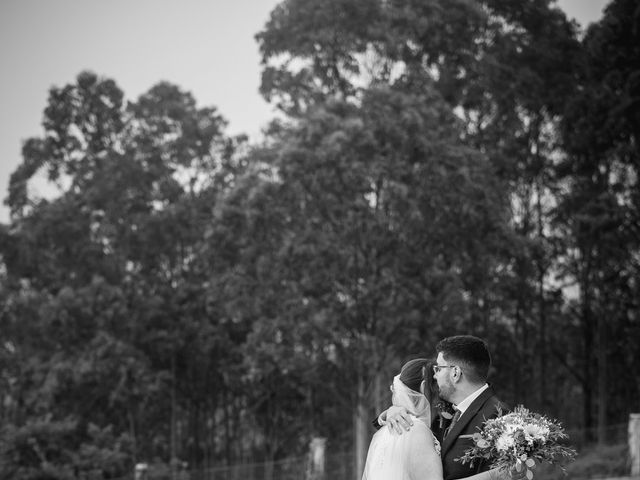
[{"left": 432, "top": 365, "right": 457, "bottom": 373}]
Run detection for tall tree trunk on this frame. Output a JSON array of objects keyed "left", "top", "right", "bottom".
[
  {"left": 192, "top": 402, "right": 201, "bottom": 468},
  {"left": 374, "top": 370, "right": 384, "bottom": 418},
  {"left": 536, "top": 179, "right": 548, "bottom": 410},
  {"left": 514, "top": 300, "right": 528, "bottom": 402},
  {"left": 171, "top": 353, "right": 177, "bottom": 474},
  {"left": 577, "top": 244, "right": 597, "bottom": 441},
  {"left": 597, "top": 310, "right": 607, "bottom": 444},
  {"left": 224, "top": 389, "right": 232, "bottom": 465},
  {"left": 129, "top": 408, "right": 137, "bottom": 465},
  {"left": 354, "top": 377, "right": 368, "bottom": 480},
  {"left": 581, "top": 298, "right": 595, "bottom": 441}
]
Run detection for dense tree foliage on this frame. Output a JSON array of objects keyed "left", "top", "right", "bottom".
[
  {"left": 555, "top": 0, "right": 640, "bottom": 441},
  {"left": 1, "top": 0, "right": 638, "bottom": 478}
]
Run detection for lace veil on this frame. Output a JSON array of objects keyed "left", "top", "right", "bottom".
[
  {"left": 361, "top": 374, "right": 439, "bottom": 480},
  {"left": 390, "top": 374, "right": 431, "bottom": 427}
]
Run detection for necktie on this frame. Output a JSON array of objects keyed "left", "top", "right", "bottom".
[{"left": 444, "top": 408, "right": 461, "bottom": 439}]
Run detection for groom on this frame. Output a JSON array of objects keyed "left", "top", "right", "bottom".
[{"left": 376, "top": 335, "right": 507, "bottom": 480}]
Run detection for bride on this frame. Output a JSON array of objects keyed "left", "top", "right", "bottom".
[{"left": 362, "top": 358, "right": 443, "bottom": 480}]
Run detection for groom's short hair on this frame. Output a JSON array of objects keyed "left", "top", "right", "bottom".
[{"left": 436, "top": 335, "right": 491, "bottom": 384}]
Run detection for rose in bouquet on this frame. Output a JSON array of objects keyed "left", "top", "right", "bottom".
[{"left": 457, "top": 405, "right": 576, "bottom": 479}]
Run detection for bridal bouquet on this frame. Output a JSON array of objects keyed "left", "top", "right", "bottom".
[{"left": 457, "top": 406, "right": 576, "bottom": 479}]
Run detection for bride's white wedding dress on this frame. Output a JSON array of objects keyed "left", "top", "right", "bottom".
[{"left": 362, "top": 375, "right": 443, "bottom": 480}]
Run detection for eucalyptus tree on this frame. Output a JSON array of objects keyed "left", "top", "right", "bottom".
[
  {"left": 1, "top": 71, "right": 244, "bottom": 474},
  {"left": 256, "top": 0, "right": 583, "bottom": 416},
  {"left": 555, "top": 0, "right": 640, "bottom": 441},
  {"left": 218, "top": 83, "right": 512, "bottom": 472}
]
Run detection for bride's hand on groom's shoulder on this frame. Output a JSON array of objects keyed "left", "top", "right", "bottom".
[{"left": 383, "top": 406, "right": 413, "bottom": 435}]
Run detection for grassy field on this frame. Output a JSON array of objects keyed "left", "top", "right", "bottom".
[{"left": 534, "top": 443, "right": 630, "bottom": 480}]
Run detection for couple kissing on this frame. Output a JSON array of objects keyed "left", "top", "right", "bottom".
[{"left": 363, "top": 335, "right": 510, "bottom": 480}]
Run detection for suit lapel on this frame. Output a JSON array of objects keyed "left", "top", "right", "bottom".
[{"left": 441, "top": 386, "right": 495, "bottom": 456}]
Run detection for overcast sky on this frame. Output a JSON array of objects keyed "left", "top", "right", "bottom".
[{"left": 0, "top": 0, "right": 610, "bottom": 223}]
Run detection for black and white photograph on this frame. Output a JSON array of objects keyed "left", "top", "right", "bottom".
[{"left": 1, "top": 1, "right": 637, "bottom": 479}]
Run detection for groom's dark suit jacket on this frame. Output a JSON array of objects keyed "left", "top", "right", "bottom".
[
  {"left": 372, "top": 386, "right": 507, "bottom": 480},
  {"left": 439, "top": 386, "right": 507, "bottom": 480}
]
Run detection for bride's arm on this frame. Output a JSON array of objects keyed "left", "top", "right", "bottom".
[
  {"left": 379, "top": 405, "right": 413, "bottom": 434},
  {"left": 464, "top": 470, "right": 499, "bottom": 480},
  {"left": 465, "top": 468, "right": 524, "bottom": 480}
]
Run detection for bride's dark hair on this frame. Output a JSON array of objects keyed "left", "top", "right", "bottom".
[
  {"left": 399, "top": 358, "right": 436, "bottom": 402},
  {"left": 424, "top": 360, "right": 439, "bottom": 404}
]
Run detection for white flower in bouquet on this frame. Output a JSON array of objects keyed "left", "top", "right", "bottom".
[
  {"left": 495, "top": 432, "right": 516, "bottom": 452},
  {"left": 457, "top": 406, "right": 576, "bottom": 479},
  {"left": 523, "top": 423, "right": 549, "bottom": 445}
]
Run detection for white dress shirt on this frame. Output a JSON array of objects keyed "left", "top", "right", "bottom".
[{"left": 454, "top": 383, "right": 489, "bottom": 416}]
